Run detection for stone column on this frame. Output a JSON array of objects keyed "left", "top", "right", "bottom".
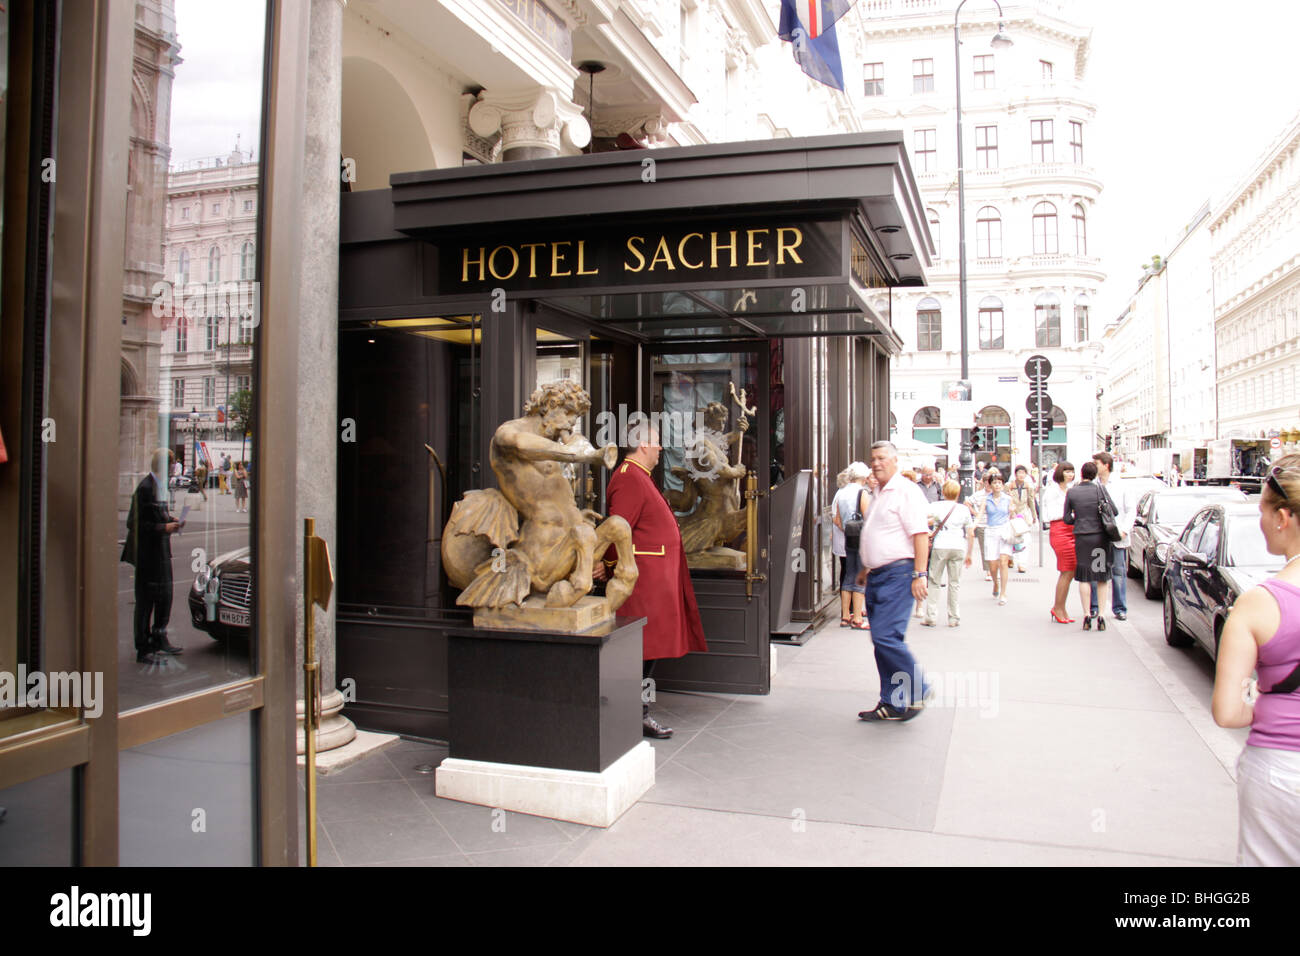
[
  {"left": 467, "top": 89, "right": 590, "bottom": 161},
  {"left": 295, "top": 0, "right": 354, "bottom": 754}
]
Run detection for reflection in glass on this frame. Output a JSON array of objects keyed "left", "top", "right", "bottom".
[
  {"left": 0, "top": 770, "right": 76, "bottom": 866},
  {"left": 118, "top": 0, "right": 266, "bottom": 708},
  {"left": 119, "top": 714, "right": 255, "bottom": 866}
]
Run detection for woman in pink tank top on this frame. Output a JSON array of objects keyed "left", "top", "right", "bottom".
[{"left": 1213, "top": 453, "right": 1300, "bottom": 866}]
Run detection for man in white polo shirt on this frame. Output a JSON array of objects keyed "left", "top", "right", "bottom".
[{"left": 855, "top": 440, "right": 933, "bottom": 721}]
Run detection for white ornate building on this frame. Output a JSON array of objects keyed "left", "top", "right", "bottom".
[
  {"left": 1211, "top": 108, "right": 1300, "bottom": 440},
  {"left": 158, "top": 148, "right": 259, "bottom": 466},
  {"left": 843, "top": 0, "right": 1104, "bottom": 470}
]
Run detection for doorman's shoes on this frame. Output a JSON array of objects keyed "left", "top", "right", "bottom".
[{"left": 643, "top": 716, "right": 673, "bottom": 739}]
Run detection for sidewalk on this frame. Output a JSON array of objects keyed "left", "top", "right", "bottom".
[{"left": 303, "top": 539, "right": 1247, "bottom": 866}]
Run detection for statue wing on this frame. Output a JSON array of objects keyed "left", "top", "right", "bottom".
[{"left": 448, "top": 488, "right": 518, "bottom": 549}]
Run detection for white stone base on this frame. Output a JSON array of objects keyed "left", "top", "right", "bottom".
[
  {"left": 297, "top": 729, "right": 400, "bottom": 775},
  {"left": 435, "top": 741, "right": 655, "bottom": 828},
  {"left": 770, "top": 643, "right": 778, "bottom": 677}
]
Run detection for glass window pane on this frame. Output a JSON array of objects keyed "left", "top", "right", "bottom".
[
  {"left": 118, "top": 0, "right": 267, "bottom": 708},
  {"left": 0, "top": 770, "right": 77, "bottom": 866}
]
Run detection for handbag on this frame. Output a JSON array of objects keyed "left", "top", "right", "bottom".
[
  {"left": 1098, "top": 487, "right": 1121, "bottom": 542},
  {"left": 1008, "top": 515, "right": 1031, "bottom": 538},
  {"left": 843, "top": 488, "right": 867, "bottom": 549}
]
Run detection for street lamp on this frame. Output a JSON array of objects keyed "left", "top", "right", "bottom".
[{"left": 954, "top": 0, "right": 1012, "bottom": 496}]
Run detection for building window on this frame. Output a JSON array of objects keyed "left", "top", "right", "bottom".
[
  {"left": 236, "top": 375, "right": 251, "bottom": 393},
  {"left": 243, "top": 199, "right": 254, "bottom": 213},
  {"left": 926, "top": 208, "right": 941, "bottom": 258},
  {"left": 208, "top": 246, "right": 220, "bottom": 283},
  {"left": 1070, "top": 121, "right": 1084, "bottom": 163},
  {"left": 175, "top": 321, "right": 187, "bottom": 353},
  {"left": 913, "top": 58, "right": 934, "bottom": 93},
  {"left": 978, "top": 296, "right": 1004, "bottom": 349},
  {"left": 237, "top": 317, "right": 254, "bottom": 345},
  {"left": 1073, "top": 203, "right": 1087, "bottom": 255},
  {"left": 916, "top": 297, "right": 942, "bottom": 351},
  {"left": 212, "top": 202, "right": 223, "bottom": 215},
  {"left": 1075, "top": 295, "right": 1090, "bottom": 342},
  {"left": 1032, "top": 201, "right": 1058, "bottom": 254},
  {"left": 975, "top": 125, "right": 998, "bottom": 169},
  {"left": 973, "top": 54, "right": 994, "bottom": 89},
  {"left": 178, "top": 249, "right": 190, "bottom": 285},
  {"left": 914, "top": 128, "right": 937, "bottom": 172},
  {"left": 1031, "top": 119, "right": 1054, "bottom": 163},
  {"left": 240, "top": 241, "right": 255, "bottom": 281},
  {"left": 1035, "top": 293, "right": 1062, "bottom": 347},
  {"left": 206, "top": 317, "right": 219, "bottom": 351},
  {"left": 181, "top": 206, "right": 191, "bottom": 221},
  {"left": 172, "top": 378, "right": 184, "bottom": 407},
  {"left": 864, "top": 62, "right": 884, "bottom": 96},
  {"left": 203, "top": 377, "right": 216, "bottom": 407},
  {"left": 976, "top": 206, "right": 1001, "bottom": 258},
  {"left": 1040, "top": 60, "right": 1053, "bottom": 82}
]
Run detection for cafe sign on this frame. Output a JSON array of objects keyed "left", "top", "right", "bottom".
[{"left": 439, "top": 218, "right": 843, "bottom": 294}]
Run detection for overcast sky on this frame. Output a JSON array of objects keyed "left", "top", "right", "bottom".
[
  {"left": 168, "top": 0, "right": 265, "bottom": 166},
  {"left": 165, "top": 0, "right": 1300, "bottom": 327},
  {"left": 1087, "top": 0, "right": 1300, "bottom": 321}
]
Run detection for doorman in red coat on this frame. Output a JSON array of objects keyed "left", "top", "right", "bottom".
[{"left": 595, "top": 421, "right": 707, "bottom": 738}]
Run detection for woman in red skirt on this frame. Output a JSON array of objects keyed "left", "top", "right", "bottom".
[{"left": 1041, "top": 461, "right": 1077, "bottom": 623}]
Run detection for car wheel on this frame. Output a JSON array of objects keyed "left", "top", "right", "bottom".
[
  {"left": 1143, "top": 555, "right": 1160, "bottom": 600},
  {"left": 1164, "top": 587, "right": 1192, "bottom": 647}
]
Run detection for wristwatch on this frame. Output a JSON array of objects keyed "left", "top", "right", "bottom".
[{"left": 911, "top": 570, "right": 927, "bottom": 580}]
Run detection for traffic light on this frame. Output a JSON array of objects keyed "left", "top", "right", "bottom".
[
  {"left": 970, "top": 427, "right": 982, "bottom": 452},
  {"left": 1105, "top": 435, "right": 1113, "bottom": 451},
  {"left": 985, "top": 426, "right": 998, "bottom": 448}
]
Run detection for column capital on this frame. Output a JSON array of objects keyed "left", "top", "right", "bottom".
[{"left": 468, "top": 88, "right": 590, "bottom": 160}]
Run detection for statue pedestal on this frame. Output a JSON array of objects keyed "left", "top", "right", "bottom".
[
  {"left": 437, "top": 616, "right": 651, "bottom": 827},
  {"left": 472, "top": 594, "right": 612, "bottom": 633}
]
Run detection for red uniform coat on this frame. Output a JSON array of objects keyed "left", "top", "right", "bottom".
[{"left": 606, "top": 458, "right": 708, "bottom": 660}]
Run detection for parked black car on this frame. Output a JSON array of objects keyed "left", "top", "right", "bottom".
[
  {"left": 1130, "top": 487, "right": 1246, "bottom": 598},
  {"left": 1163, "top": 502, "right": 1282, "bottom": 660},
  {"left": 188, "top": 546, "right": 252, "bottom": 640}
]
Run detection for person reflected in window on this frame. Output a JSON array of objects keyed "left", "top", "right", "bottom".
[{"left": 121, "top": 448, "right": 186, "bottom": 663}]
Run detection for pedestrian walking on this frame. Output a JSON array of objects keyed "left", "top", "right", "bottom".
[
  {"left": 921, "top": 479, "right": 975, "bottom": 627},
  {"left": 832, "top": 462, "right": 871, "bottom": 630},
  {"left": 977, "top": 469, "right": 1014, "bottom": 605},
  {"left": 1041, "top": 461, "right": 1077, "bottom": 624},
  {"left": 855, "top": 441, "right": 931, "bottom": 722},
  {"left": 1062, "top": 460, "right": 1115, "bottom": 629},
  {"left": 1212, "top": 453, "right": 1300, "bottom": 865},
  {"left": 1008, "top": 464, "right": 1037, "bottom": 573},
  {"left": 968, "top": 472, "right": 990, "bottom": 581},
  {"left": 194, "top": 461, "right": 208, "bottom": 501},
  {"left": 121, "top": 448, "right": 186, "bottom": 662},
  {"left": 917, "top": 465, "right": 943, "bottom": 503}
]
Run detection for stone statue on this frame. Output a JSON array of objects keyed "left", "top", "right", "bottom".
[
  {"left": 441, "top": 380, "right": 638, "bottom": 630},
  {"left": 667, "top": 397, "right": 751, "bottom": 570}
]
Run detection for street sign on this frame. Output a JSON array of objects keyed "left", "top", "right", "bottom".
[
  {"left": 1025, "top": 354, "right": 1052, "bottom": 380},
  {"left": 1026, "top": 392, "right": 1053, "bottom": 416},
  {"left": 1026, "top": 417, "right": 1051, "bottom": 441},
  {"left": 1271, "top": 436, "right": 1282, "bottom": 450}
]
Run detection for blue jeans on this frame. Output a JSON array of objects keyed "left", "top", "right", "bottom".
[
  {"left": 864, "top": 559, "right": 928, "bottom": 711},
  {"left": 1090, "top": 546, "right": 1128, "bottom": 616}
]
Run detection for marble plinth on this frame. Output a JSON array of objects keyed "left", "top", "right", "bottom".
[{"left": 473, "top": 594, "right": 614, "bottom": 633}]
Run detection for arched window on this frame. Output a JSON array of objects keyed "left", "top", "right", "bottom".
[
  {"left": 1074, "top": 293, "right": 1090, "bottom": 342},
  {"left": 1073, "top": 203, "right": 1087, "bottom": 255},
  {"left": 1033, "top": 201, "right": 1058, "bottom": 254},
  {"left": 976, "top": 206, "right": 1001, "bottom": 258},
  {"left": 913, "top": 406, "right": 943, "bottom": 444},
  {"left": 240, "top": 242, "right": 255, "bottom": 281},
  {"left": 977, "top": 406, "right": 1010, "bottom": 426},
  {"left": 177, "top": 249, "right": 190, "bottom": 285},
  {"left": 978, "top": 295, "right": 1004, "bottom": 349},
  {"left": 916, "top": 296, "right": 942, "bottom": 351},
  {"left": 889, "top": 411, "right": 898, "bottom": 435},
  {"left": 926, "top": 208, "right": 941, "bottom": 259},
  {"left": 208, "top": 245, "right": 221, "bottom": 283},
  {"left": 1035, "top": 292, "right": 1061, "bottom": 347}
]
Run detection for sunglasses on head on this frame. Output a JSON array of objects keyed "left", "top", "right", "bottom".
[{"left": 1267, "top": 465, "right": 1292, "bottom": 509}]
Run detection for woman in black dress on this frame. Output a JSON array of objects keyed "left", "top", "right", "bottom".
[{"left": 1062, "top": 460, "right": 1115, "bottom": 630}]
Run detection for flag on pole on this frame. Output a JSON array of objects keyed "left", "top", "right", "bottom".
[{"left": 778, "top": 0, "right": 858, "bottom": 92}]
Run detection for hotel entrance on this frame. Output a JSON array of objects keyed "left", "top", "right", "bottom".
[{"left": 335, "top": 133, "right": 928, "bottom": 739}]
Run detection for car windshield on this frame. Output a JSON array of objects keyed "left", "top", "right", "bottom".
[
  {"left": 1225, "top": 518, "right": 1285, "bottom": 568},
  {"left": 1154, "top": 498, "right": 1217, "bottom": 530}
]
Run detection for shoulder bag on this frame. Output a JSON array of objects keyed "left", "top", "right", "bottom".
[
  {"left": 843, "top": 488, "right": 868, "bottom": 550},
  {"left": 1098, "top": 486, "right": 1121, "bottom": 542}
]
